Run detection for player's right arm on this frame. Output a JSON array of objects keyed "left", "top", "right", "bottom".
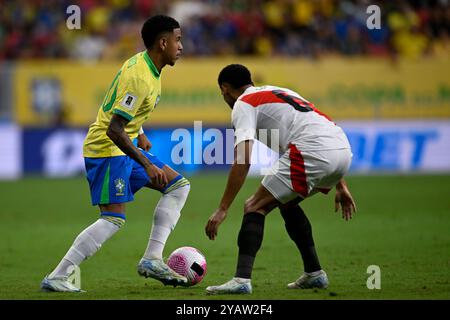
[
  {"left": 103, "top": 65, "right": 167, "bottom": 186},
  {"left": 107, "top": 114, "right": 167, "bottom": 187},
  {"left": 205, "top": 140, "right": 253, "bottom": 240},
  {"left": 205, "top": 102, "right": 257, "bottom": 240}
]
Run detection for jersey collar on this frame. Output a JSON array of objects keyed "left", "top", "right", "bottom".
[{"left": 143, "top": 51, "right": 160, "bottom": 79}]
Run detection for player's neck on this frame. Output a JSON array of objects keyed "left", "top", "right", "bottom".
[
  {"left": 146, "top": 50, "right": 164, "bottom": 73},
  {"left": 233, "top": 85, "right": 253, "bottom": 99}
]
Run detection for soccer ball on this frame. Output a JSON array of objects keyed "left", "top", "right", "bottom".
[{"left": 167, "top": 246, "right": 207, "bottom": 286}]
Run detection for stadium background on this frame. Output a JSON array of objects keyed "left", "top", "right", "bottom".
[{"left": 0, "top": 0, "right": 449, "bottom": 300}]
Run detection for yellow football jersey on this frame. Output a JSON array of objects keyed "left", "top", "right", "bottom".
[{"left": 83, "top": 51, "right": 161, "bottom": 157}]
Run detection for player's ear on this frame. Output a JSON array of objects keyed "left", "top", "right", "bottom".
[{"left": 159, "top": 35, "right": 168, "bottom": 50}]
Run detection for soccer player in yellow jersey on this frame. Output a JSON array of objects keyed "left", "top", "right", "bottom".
[{"left": 41, "top": 15, "right": 190, "bottom": 292}]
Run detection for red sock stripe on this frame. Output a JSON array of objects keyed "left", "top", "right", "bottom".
[{"left": 288, "top": 144, "right": 308, "bottom": 198}]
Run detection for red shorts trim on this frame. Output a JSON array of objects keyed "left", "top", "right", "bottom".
[{"left": 288, "top": 144, "right": 308, "bottom": 198}]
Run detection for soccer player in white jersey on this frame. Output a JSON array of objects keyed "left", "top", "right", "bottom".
[
  {"left": 205, "top": 64, "right": 356, "bottom": 294},
  {"left": 41, "top": 16, "right": 190, "bottom": 292}
]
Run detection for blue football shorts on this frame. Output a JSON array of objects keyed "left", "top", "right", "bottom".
[{"left": 84, "top": 149, "right": 166, "bottom": 206}]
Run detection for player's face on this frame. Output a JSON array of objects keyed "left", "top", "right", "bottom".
[
  {"left": 163, "top": 28, "right": 183, "bottom": 66},
  {"left": 220, "top": 84, "right": 236, "bottom": 108}
]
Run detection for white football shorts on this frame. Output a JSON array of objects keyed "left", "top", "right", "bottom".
[{"left": 261, "top": 143, "right": 352, "bottom": 204}]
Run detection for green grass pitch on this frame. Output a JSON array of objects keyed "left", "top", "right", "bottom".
[{"left": 0, "top": 174, "right": 449, "bottom": 300}]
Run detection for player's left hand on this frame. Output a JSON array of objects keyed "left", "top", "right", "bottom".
[
  {"left": 137, "top": 133, "right": 152, "bottom": 151},
  {"left": 205, "top": 209, "right": 227, "bottom": 240}
]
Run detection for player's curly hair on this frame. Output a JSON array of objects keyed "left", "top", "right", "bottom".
[
  {"left": 218, "top": 64, "right": 254, "bottom": 89},
  {"left": 141, "top": 15, "right": 180, "bottom": 49}
]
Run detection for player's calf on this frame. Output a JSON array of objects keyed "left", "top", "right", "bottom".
[
  {"left": 142, "top": 176, "right": 190, "bottom": 261},
  {"left": 41, "top": 213, "right": 125, "bottom": 292}
]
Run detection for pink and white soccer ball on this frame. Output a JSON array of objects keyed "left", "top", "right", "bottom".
[{"left": 167, "top": 246, "right": 207, "bottom": 286}]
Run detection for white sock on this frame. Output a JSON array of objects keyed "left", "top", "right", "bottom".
[
  {"left": 48, "top": 219, "right": 120, "bottom": 278},
  {"left": 143, "top": 184, "right": 190, "bottom": 260}
]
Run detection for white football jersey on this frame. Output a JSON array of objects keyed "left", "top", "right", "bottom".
[{"left": 231, "top": 85, "right": 351, "bottom": 153}]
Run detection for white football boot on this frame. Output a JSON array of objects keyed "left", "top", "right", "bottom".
[
  {"left": 287, "top": 270, "right": 329, "bottom": 289},
  {"left": 40, "top": 275, "right": 84, "bottom": 293},
  {"left": 137, "top": 258, "right": 188, "bottom": 287},
  {"left": 206, "top": 278, "right": 252, "bottom": 295}
]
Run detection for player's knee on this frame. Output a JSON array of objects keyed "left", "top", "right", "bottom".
[
  {"left": 164, "top": 177, "right": 190, "bottom": 200},
  {"left": 244, "top": 198, "right": 253, "bottom": 213},
  {"left": 176, "top": 179, "right": 191, "bottom": 195},
  {"left": 100, "top": 212, "right": 126, "bottom": 228},
  {"left": 244, "top": 197, "right": 261, "bottom": 214},
  {"left": 164, "top": 176, "right": 190, "bottom": 196},
  {"left": 160, "top": 176, "right": 190, "bottom": 214}
]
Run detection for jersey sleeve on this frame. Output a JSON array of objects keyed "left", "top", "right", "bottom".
[
  {"left": 232, "top": 101, "right": 257, "bottom": 147},
  {"left": 112, "top": 76, "right": 149, "bottom": 121}
]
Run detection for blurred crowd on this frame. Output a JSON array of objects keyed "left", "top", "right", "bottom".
[{"left": 0, "top": 0, "right": 449, "bottom": 61}]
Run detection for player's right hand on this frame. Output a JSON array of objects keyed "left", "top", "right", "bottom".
[{"left": 146, "top": 165, "right": 168, "bottom": 187}]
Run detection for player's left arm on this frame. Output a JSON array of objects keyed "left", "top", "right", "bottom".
[
  {"left": 137, "top": 127, "right": 152, "bottom": 151},
  {"left": 205, "top": 139, "right": 253, "bottom": 240},
  {"left": 335, "top": 178, "right": 357, "bottom": 221}
]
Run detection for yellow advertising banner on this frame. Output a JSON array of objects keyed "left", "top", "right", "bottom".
[{"left": 14, "top": 57, "right": 450, "bottom": 126}]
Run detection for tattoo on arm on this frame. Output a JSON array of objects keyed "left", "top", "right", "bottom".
[{"left": 107, "top": 114, "right": 152, "bottom": 168}]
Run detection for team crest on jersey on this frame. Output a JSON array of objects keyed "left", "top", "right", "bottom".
[
  {"left": 121, "top": 93, "right": 137, "bottom": 110},
  {"left": 114, "top": 178, "right": 126, "bottom": 196}
]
